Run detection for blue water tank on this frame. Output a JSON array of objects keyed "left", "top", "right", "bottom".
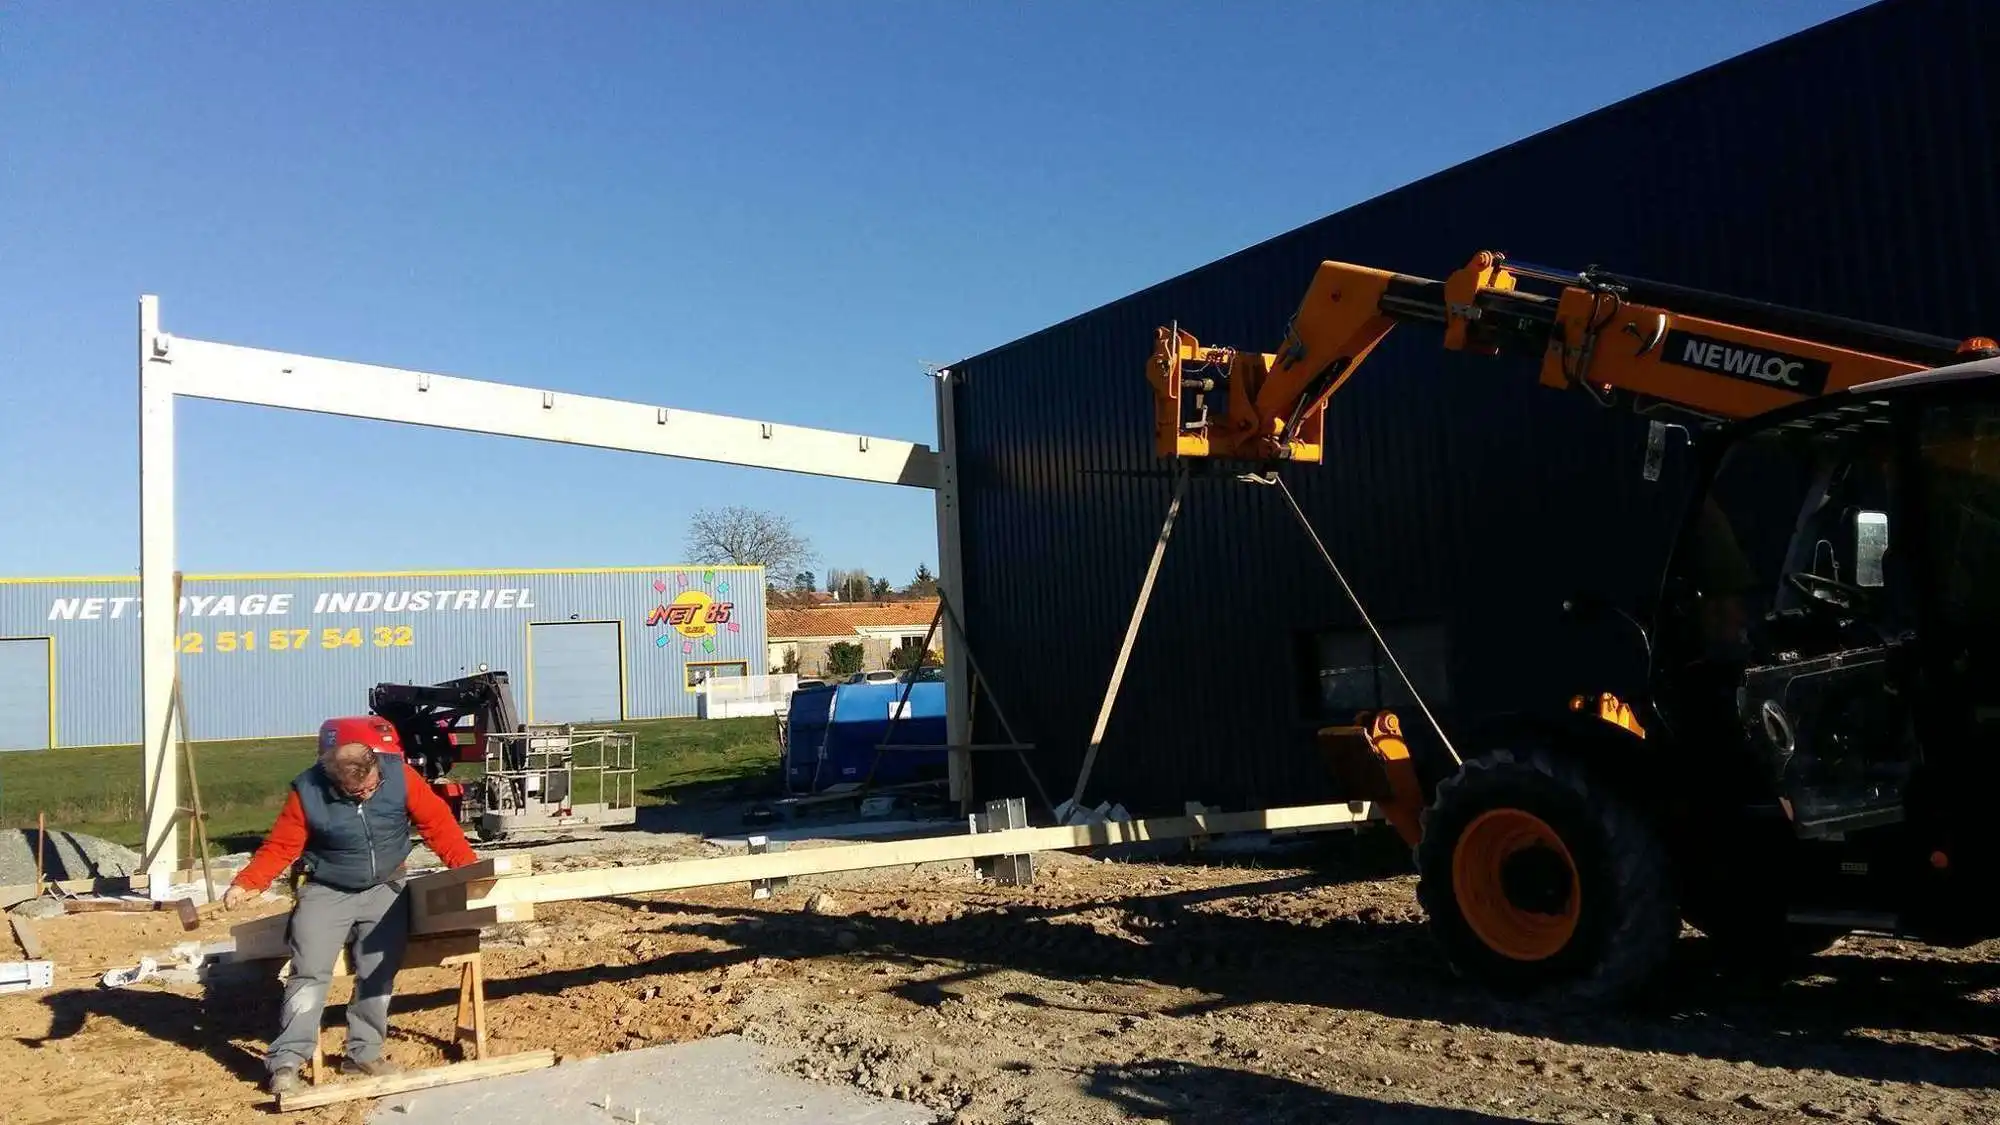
[{"left": 784, "top": 680, "right": 947, "bottom": 794}]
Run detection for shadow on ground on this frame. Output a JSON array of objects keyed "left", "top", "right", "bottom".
[
  {"left": 1086, "top": 1058, "right": 1534, "bottom": 1123},
  {"left": 634, "top": 770, "right": 964, "bottom": 845},
  {"left": 18, "top": 981, "right": 273, "bottom": 1084},
  {"left": 621, "top": 839, "right": 2000, "bottom": 1092},
  {"left": 22, "top": 833, "right": 1998, "bottom": 1104}
]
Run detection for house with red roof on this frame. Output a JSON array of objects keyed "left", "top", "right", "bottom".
[{"left": 767, "top": 598, "right": 941, "bottom": 677}]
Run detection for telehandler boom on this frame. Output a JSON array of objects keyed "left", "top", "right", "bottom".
[
  {"left": 1149, "top": 250, "right": 1993, "bottom": 464},
  {"left": 1150, "top": 250, "right": 2000, "bottom": 1003}
]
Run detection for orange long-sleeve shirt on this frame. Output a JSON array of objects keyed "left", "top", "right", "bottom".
[{"left": 231, "top": 761, "right": 478, "bottom": 893}]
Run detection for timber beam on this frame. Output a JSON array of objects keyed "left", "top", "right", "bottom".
[
  {"left": 450, "top": 801, "right": 1378, "bottom": 915},
  {"left": 226, "top": 804, "right": 1379, "bottom": 957},
  {"left": 228, "top": 857, "right": 539, "bottom": 958}
]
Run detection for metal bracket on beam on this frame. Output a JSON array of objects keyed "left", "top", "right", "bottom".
[
  {"left": 747, "top": 835, "right": 789, "bottom": 900},
  {"left": 970, "top": 797, "right": 1032, "bottom": 886},
  {"left": 1184, "top": 802, "right": 1214, "bottom": 853}
]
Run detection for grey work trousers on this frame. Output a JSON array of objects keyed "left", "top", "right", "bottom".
[{"left": 267, "top": 877, "right": 410, "bottom": 1074}]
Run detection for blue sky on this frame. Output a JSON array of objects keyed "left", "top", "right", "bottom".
[{"left": 0, "top": 1, "right": 1873, "bottom": 587}]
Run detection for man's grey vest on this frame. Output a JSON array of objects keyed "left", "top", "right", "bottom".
[{"left": 291, "top": 751, "right": 414, "bottom": 891}]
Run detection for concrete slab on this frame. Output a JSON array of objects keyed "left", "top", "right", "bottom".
[{"left": 365, "top": 1036, "right": 937, "bottom": 1125}]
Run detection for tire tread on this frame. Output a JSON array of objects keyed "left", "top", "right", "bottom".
[{"left": 1415, "top": 746, "right": 1677, "bottom": 1005}]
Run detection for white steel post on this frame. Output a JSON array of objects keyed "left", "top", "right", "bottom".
[
  {"left": 130, "top": 294, "right": 946, "bottom": 862},
  {"left": 933, "top": 369, "right": 971, "bottom": 808},
  {"left": 138, "top": 295, "right": 182, "bottom": 886}
]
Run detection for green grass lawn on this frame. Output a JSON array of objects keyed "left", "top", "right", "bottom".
[{"left": 0, "top": 715, "right": 783, "bottom": 855}]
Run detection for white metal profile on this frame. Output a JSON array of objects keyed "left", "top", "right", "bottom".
[{"left": 136, "top": 294, "right": 962, "bottom": 884}]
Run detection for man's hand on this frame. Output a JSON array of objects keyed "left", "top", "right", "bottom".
[{"left": 221, "top": 884, "right": 256, "bottom": 911}]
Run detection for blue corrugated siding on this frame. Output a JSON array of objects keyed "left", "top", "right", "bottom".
[
  {"left": 526, "top": 621, "right": 625, "bottom": 723},
  {"left": 0, "top": 566, "right": 767, "bottom": 747},
  {"left": 0, "top": 638, "right": 52, "bottom": 751},
  {"left": 950, "top": 0, "right": 2000, "bottom": 814}
]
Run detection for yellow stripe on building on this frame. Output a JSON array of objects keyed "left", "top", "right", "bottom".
[{"left": 0, "top": 564, "right": 765, "bottom": 584}]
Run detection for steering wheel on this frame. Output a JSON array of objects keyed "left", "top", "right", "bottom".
[{"left": 1786, "top": 570, "right": 1872, "bottom": 613}]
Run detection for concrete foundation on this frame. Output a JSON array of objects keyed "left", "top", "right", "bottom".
[{"left": 366, "top": 1036, "right": 936, "bottom": 1125}]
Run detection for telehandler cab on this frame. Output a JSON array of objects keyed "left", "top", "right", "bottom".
[{"left": 1149, "top": 251, "right": 2000, "bottom": 1002}]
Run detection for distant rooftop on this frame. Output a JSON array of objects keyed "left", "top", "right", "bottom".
[{"left": 768, "top": 598, "right": 939, "bottom": 639}]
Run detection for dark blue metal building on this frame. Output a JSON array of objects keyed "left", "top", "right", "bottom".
[{"left": 947, "top": 0, "right": 1999, "bottom": 814}]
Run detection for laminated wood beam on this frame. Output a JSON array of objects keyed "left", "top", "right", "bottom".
[
  {"left": 229, "top": 858, "right": 537, "bottom": 956},
  {"left": 415, "top": 903, "right": 534, "bottom": 935},
  {"left": 419, "top": 856, "right": 535, "bottom": 886},
  {"left": 228, "top": 911, "right": 290, "bottom": 961},
  {"left": 409, "top": 856, "right": 535, "bottom": 935},
  {"left": 229, "top": 912, "right": 486, "bottom": 971},
  {"left": 471, "top": 802, "right": 1377, "bottom": 907}
]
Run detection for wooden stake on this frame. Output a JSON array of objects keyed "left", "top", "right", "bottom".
[
  {"left": 172, "top": 675, "right": 215, "bottom": 901},
  {"left": 34, "top": 813, "right": 45, "bottom": 898},
  {"left": 1068, "top": 463, "right": 1188, "bottom": 813},
  {"left": 274, "top": 1049, "right": 555, "bottom": 1111}
]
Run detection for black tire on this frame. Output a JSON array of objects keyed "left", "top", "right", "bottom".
[{"left": 1415, "top": 746, "right": 1679, "bottom": 1006}]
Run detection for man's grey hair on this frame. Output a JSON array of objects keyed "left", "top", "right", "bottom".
[{"left": 321, "top": 741, "right": 381, "bottom": 791}]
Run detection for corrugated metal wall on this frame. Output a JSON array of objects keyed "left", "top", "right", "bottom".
[
  {"left": 950, "top": 0, "right": 2000, "bottom": 814},
  {"left": 0, "top": 566, "right": 768, "bottom": 748}
]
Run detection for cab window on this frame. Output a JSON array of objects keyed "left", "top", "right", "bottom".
[
  {"left": 1915, "top": 399, "right": 2000, "bottom": 636},
  {"left": 1658, "top": 401, "right": 1898, "bottom": 663}
]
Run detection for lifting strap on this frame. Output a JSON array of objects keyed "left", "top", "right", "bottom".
[{"left": 1258, "top": 472, "right": 1464, "bottom": 769}]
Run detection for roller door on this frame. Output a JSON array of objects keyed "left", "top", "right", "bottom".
[
  {"left": 527, "top": 622, "right": 623, "bottom": 723},
  {"left": 0, "top": 638, "right": 52, "bottom": 751}
]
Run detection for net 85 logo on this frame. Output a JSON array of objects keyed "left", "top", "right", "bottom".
[{"left": 647, "top": 589, "right": 733, "bottom": 639}]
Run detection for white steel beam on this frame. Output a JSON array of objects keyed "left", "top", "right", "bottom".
[
  {"left": 138, "top": 296, "right": 182, "bottom": 886},
  {"left": 932, "top": 368, "right": 972, "bottom": 808},
  {"left": 136, "top": 296, "right": 946, "bottom": 881},
  {"left": 163, "top": 335, "right": 940, "bottom": 488}
]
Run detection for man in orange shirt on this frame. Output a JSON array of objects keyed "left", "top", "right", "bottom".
[{"left": 222, "top": 718, "right": 478, "bottom": 1096}]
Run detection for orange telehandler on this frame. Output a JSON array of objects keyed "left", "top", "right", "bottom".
[{"left": 1149, "top": 250, "right": 2000, "bottom": 1003}]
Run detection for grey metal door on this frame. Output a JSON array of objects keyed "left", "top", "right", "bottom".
[
  {"left": 0, "top": 638, "right": 52, "bottom": 751},
  {"left": 527, "top": 622, "right": 623, "bottom": 723}
]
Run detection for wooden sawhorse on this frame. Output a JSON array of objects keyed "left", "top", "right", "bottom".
[{"left": 300, "top": 936, "right": 488, "bottom": 1085}]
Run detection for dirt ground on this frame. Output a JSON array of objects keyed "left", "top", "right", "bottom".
[{"left": 3, "top": 828, "right": 1997, "bottom": 1125}]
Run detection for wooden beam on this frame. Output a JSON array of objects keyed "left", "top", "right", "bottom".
[
  {"left": 10, "top": 917, "right": 43, "bottom": 960},
  {"left": 228, "top": 911, "right": 291, "bottom": 961},
  {"left": 228, "top": 910, "right": 485, "bottom": 971},
  {"left": 471, "top": 802, "right": 1377, "bottom": 907},
  {"left": 336, "top": 932, "right": 483, "bottom": 976},
  {"left": 415, "top": 903, "right": 534, "bottom": 935},
  {"left": 228, "top": 859, "right": 537, "bottom": 953},
  {"left": 275, "top": 1049, "right": 556, "bottom": 1111},
  {"left": 418, "top": 856, "right": 535, "bottom": 886},
  {"left": 405, "top": 857, "right": 535, "bottom": 935}
]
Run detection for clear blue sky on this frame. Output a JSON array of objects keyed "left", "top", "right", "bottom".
[{"left": 0, "top": 1, "right": 1873, "bottom": 587}]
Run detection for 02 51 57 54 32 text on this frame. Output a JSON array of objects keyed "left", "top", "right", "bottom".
[
  {"left": 173, "top": 624, "right": 417, "bottom": 655},
  {"left": 45, "top": 587, "right": 536, "bottom": 621}
]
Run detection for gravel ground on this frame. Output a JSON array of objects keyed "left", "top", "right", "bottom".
[
  {"left": 0, "top": 828, "right": 142, "bottom": 886},
  {"left": 5, "top": 828, "right": 1997, "bottom": 1125}
]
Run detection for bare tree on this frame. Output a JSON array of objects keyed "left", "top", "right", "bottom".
[
  {"left": 825, "top": 567, "right": 872, "bottom": 602},
  {"left": 685, "top": 506, "right": 814, "bottom": 579}
]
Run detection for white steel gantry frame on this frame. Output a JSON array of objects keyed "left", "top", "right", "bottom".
[{"left": 136, "top": 295, "right": 973, "bottom": 885}]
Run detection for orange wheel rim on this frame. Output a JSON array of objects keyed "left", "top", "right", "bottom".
[{"left": 1451, "top": 808, "right": 1580, "bottom": 962}]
